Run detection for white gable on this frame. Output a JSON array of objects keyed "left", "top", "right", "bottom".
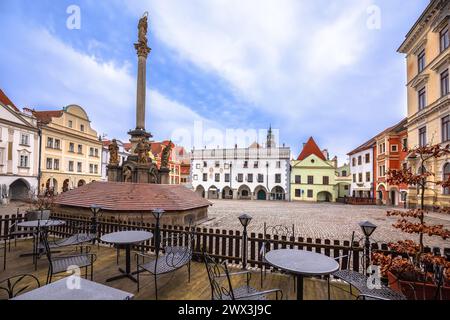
[{"left": 0, "top": 105, "right": 32, "bottom": 127}]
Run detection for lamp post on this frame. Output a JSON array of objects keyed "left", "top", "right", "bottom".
[
  {"left": 359, "top": 221, "right": 377, "bottom": 274},
  {"left": 239, "top": 214, "right": 252, "bottom": 270},
  {"left": 90, "top": 204, "right": 102, "bottom": 244},
  {"left": 152, "top": 209, "right": 165, "bottom": 257}
]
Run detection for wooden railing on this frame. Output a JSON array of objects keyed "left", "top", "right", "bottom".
[{"left": 1, "top": 213, "right": 448, "bottom": 274}]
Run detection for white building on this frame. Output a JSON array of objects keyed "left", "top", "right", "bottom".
[
  {"left": 191, "top": 130, "right": 291, "bottom": 200},
  {"left": 101, "top": 139, "right": 131, "bottom": 181},
  {"left": 0, "top": 90, "right": 39, "bottom": 202},
  {"left": 348, "top": 139, "right": 375, "bottom": 198}
]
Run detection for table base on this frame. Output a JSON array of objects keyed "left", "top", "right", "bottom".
[{"left": 106, "top": 268, "right": 139, "bottom": 283}]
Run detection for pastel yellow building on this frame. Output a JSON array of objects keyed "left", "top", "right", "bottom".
[
  {"left": 398, "top": 0, "right": 450, "bottom": 209},
  {"left": 32, "top": 105, "right": 102, "bottom": 194},
  {"left": 290, "top": 137, "right": 339, "bottom": 202}
]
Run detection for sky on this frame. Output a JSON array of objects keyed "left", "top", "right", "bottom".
[{"left": 0, "top": 0, "right": 429, "bottom": 163}]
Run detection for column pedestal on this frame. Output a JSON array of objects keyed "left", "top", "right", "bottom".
[{"left": 159, "top": 168, "right": 170, "bottom": 185}]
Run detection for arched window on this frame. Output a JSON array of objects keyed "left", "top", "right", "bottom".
[{"left": 444, "top": 163, "right": 450, "bottom": 195}]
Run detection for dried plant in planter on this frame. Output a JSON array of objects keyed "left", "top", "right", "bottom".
[{"left": 372, "top": 144, "right": 450, "bottom": 290}]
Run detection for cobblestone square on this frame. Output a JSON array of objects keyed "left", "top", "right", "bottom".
[{"left": 202, "top": 200, "right": 450, "bottom": 249}]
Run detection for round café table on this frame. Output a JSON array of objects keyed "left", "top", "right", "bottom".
[
  {"left": 264, "top": 249, "right": 339, "bottom": 300},
  {"left": 101, "top": 231, "right": 153, "bottom": 283}
]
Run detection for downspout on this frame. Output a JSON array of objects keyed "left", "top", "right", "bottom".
[{"left": 37, "top": 122, "right": 42, "bottom": 196}]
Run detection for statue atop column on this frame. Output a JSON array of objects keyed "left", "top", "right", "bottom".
[{"left": 134, "top": 12, "right": 151, "bottom": 58}]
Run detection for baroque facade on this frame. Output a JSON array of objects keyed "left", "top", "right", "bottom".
[
  {"left": 398, "top": 0, "right": 450, "bottom": 208},
  {"left": 291, "top": 137, "right": 348, "bottom": 202},
  {"left": 374, "top": 118, "right": 409, "bottom": 207},
  {"left": 0, "top": 89, "right": 39, "bottom": 201},
  {"left": 32, "top": 105, "right": 102, "bottom": 194},
  {"left": 348, "top": 139, "right": 376, "bottom": 199}
]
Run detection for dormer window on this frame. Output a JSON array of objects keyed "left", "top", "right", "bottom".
[
  {"left": 80, "top": 124, "right": 85, "bottom": 132},
  {"left": 68, "top": 120, "right": 73, "bottom": 128}
]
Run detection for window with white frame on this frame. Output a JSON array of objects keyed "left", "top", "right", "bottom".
[
  {"left": 0, "top": 148, "right": 4, "bottom": 166},
  {"left": 19, "top": 154, "right": 29, "bottom": 168},
  {"left": 46, "top": 158, "right": 53, "bottom": 170},
  {"left": 391, "top": 144, "right": 398, "bottom": 152},
  {"left": 77, "top": 162, "right": 82, "bottom": 172},
  {"left": 54, "top": 159, "right": 60, "bottom": 171},
  {"left": 54, "top": 139, "right": 61, "bottom": 150},
  {"left": 20, "top": 134, "right": 29, "bottom": 146}
]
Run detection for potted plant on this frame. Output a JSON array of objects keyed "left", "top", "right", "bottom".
[{"left": 372, "top": 143, "right": 450, "bottom": 300}]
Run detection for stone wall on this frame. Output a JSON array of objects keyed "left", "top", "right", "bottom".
[{"left": 53, "top": 204, "right": 209, "bottom": 226}]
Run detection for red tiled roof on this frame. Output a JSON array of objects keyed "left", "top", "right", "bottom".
[
  {"left": 54, "top": 181, "right": 211, "bottom": 212},
  {"left": 32, "top": 110, "right": 64, "bottom": 123},
  {"left": 347, "top": 138, "right": 376, "bottom": 156},
  {"left": 102, "top": 140, "right": 111, "bottom": 147},
  {"left": 297, "top": 137, "right": 326, "bottom": 161},
  {"left": 123, "top": 143, "right": 132, "bottom": 151},
  {"left": 0, "top": 89, "right": 20, "bottom": 112}
]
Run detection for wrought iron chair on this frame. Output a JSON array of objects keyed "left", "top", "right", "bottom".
[
  {"left": 136, "top": 224, "right": 195, "bottom": 300},
  {"left": 37, "top": 217, "right": 96, "bottom": 252},
  {"left": 0, "top": 274, "right": 40, "bottom": 299},
  {"left": 203, "top": 251, "right": 283, "bottom": 300},
  {"left": 259, "top": 224, "right": 295, "bottom": 288},
  {"left": 40, "top": 229, "right": 96, "bottom": 284},
  {"left": 328, "top": 232, "right": 405, "bottom": 300}
]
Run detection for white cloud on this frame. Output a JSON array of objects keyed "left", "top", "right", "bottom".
[
  {"left": 0, "top": 25, "right": 217, "bottom": 145},
  {"left": 126, "top": 0, "right": 372, "bottom": 115}
]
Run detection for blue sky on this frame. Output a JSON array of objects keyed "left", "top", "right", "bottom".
[{"left": 0, "top": 0, "right": 429, "bottom": 162}]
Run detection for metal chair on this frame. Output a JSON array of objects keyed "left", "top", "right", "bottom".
[
  {"left": 7, "top": 209, "right": 38, "bottom": 251},
  {"left": 203, "top": 251, "right": 283, "bottom": 300},
  {"left": 37, "top": 218, "right": 96, "bottom": 252},
  {"left": 0, "top": 274, "right": 40, "bottom": 299},
  {"left": 328, "top": 232, "right": 405, "bottom": 300},
  {"left": 259, "top": 224, "right": 295, "bottom": 288},
  {"left": 40, "top": 229, "right": 96, "bottom": 284},
  {"left": 136, "top": 224, "right": 195, "bottom": 300}
]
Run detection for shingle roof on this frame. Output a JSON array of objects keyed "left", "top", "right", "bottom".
[
  {"left": 54, "top": 181, "right": 211, "bottom": 212},
  {"left": 297, "top": 137, "right": 326, "bottom": 161},
  {"left": 0, "top": 89, "right": 20, "bottom": 112}
]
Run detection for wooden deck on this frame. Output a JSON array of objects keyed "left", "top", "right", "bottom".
[{"left": 0, "top": 239, "right": 354, "bottom": 300}]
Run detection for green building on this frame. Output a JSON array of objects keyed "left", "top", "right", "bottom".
[{"left": 290, "top": 137, "right": 346, "bottom": 202}]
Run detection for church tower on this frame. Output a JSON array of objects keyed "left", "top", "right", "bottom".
[{"left": 266, "top": 125, "right": 276, "bottom": 148}]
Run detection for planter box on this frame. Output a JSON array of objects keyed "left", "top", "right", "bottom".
[{"left": 388, "top": 271, "right": 450, "bottom": 300}]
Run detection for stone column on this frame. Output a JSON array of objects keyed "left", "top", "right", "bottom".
[{"left": 135, "top": 53, "right": 148, "bottom": 130}]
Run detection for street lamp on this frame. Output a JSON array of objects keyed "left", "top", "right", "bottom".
[
  {"left": 152, "top": 209, "right": 165, "bottom": 256},
  {"left": 359, "top": 221, "right": 377, "bottom": 274},
  {"left": 239, "top": 214, "right": 252, "bottom": 270},
  {"left": 89, "top": 204, "right": 102, "bottom": 244}
]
